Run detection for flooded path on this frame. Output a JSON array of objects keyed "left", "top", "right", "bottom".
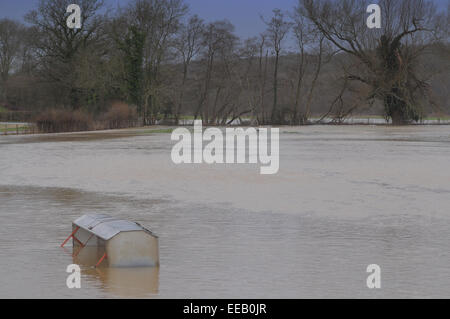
[{"left": 1, "top": 126, "right": 450, "bottom": 298}]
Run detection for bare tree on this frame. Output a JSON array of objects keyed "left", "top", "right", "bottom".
[
  {"left": 289, "top": 13, "right": 309, "bottom": 124},
  {"left": 25, "top": 0, "right": 106, "bottom": 108},
  {"left": 262, "top": 9, "right": 292, "bottom": 124},
  {"left": 0, "top": 20, "right": 26, "bottom": 102},
  {"left": 301, "top": 0, "right": 445, "bottom": 124},
  {"left": 234, "top": 37, "right": 260, "bottom": 125},
  {"left": 173, "top": 15, "right": 204, "bottom": 123},
  {"left": 216, "top": 37, "right": 256, "bottom": 125},
  {"left": 195, "top": 20, "right": 237, "bottom": 124},
  {"left": 255, "top": 33, "right": 270, "bottom": 124},
  {"left": 125, "top": 0, "right": 188, "bottom": 124}
]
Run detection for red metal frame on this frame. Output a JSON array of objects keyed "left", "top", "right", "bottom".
[
  {"left": 72, "top": 233, "right": 95, "bottom": 257},
  {"left": 62, "top": 226, "right": 108, "bottom": 267},
  {"left": 95, "top": 253, "right": 107, "bottom": 267},
  {"left": 60, "top": 226, "right": 80, "bottom": 247}
]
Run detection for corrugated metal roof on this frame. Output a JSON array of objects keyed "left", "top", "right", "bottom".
[{"left": 73, "top": 214, "right": 156, "bottom": 241}]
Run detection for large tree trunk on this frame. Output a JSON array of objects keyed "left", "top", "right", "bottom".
[
  {"left": 378, "top": 36, "right": 419, "bottom": 125},
  {"left": 384, "top": 89, "right": 410, "bottom": 125}
]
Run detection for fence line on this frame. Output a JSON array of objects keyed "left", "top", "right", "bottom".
[
  {"left": 2, "top": 123, "right": 37, "bottom": 136},
  {"left": 2, "top": 117, "right": 449, "bottom": 136}
]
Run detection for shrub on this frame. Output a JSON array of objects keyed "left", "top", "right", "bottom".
[
  {"left": 101, "top": 102, "right": 138, "bottom": 129},
  {"left": 35, "top": 109, "right": 94, "bottom": 133}
]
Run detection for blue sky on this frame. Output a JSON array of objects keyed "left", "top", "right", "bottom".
[{"left": 0, "top": 0, "right": 447, "bottom": 40}]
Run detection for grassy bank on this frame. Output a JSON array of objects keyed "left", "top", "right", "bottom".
[
  {"left": 2, "top": 113, "right": 450, "bottom": 137},
  {"left": 137, "top": 128, "right": 175, "bottom": 134}
]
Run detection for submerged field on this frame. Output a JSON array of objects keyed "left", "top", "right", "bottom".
[{"left": 0, "top": 126, "right": 450, "bottom": 298}]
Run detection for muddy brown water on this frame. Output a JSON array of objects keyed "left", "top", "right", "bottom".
[{"left": 0, "top": 126, "right": 450, "bottom": 298}]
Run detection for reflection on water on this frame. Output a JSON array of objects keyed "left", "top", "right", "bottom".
[
  {"left": 84, "top": 267, "right": 159, "bottom": 298},
  {"left": 72, "top": 246, "right": 107, "bottom": 266},
  {"left": 1, "top": 126, "right": 450, "bottom": 298},
  {"left": 71, "top": 246, "right": 159, "bottom": 298},
  {"left": 74, "top": 247, "right": 159, "bottom": 298}
]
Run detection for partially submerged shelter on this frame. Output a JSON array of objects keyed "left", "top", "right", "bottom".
[{"left": 61, "top": 214, "right": 159, "bottom": 267}]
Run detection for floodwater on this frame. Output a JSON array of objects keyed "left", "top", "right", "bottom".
[{"left": 0, "top": 125, "right": 449, "bottom": 298}]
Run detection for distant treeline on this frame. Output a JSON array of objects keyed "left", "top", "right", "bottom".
[{"left": 0, "top": 0, "right": 449, "bottom": 129}]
